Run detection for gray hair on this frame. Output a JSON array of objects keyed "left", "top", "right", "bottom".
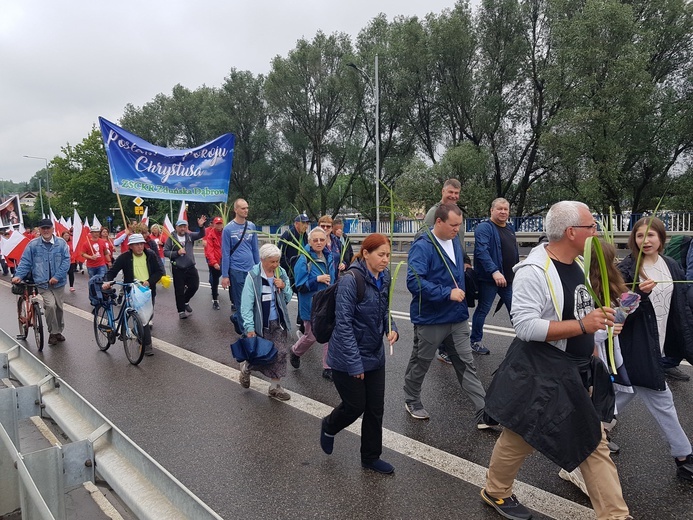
[
  {"left": 491, "top": 198, "right": 509, "bottom": 210},
  {"left": 308, "top": 227, "right": 326, "bottom": 240},
  {"left": 260, "top": 243, "right": 281, "bottom": 260},
  {"left": 545, "top": 201, "right": 589, "bottom": 241}
]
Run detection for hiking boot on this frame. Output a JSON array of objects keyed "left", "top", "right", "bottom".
[
  {"left": 48, "top": 334, "right": 58, "bottom": 346},
  {"left": 471, "top": 342, "right": 490, "bottom": 355},
  {"left": 54, "top": 333, "right": 65, "bottom": 342},
  {"left": 185, "top": 303, "right": 193, "bottom": 314},
  {"left": 676, "top": 454, "right": 693, "bottom": 481},
  {"left": 268, "top": 386, "right": 290, "bottom": 401},
  {"left": 361, "top": 459, "right": 394, "bottom": 474},
  {"left": 665, "top": 366, "right": 690, "bottom": 381},
  {"left": 437, "top": 351, "right": 452, "bottom": 365},
  {"left": 212, "top": 300, "right": 220, "bottom": 310},
  {"left": 559, "top": 467, "right": 588, "bottom": 495},
  {"left": 322, "top": 369, "right": 333, "bottom": 381},
  {"left": 481, "top": 489, "right": 533, "bottom": 520},
  {"left": 239, "top": 362, "right": 250, "bottom": 388},
  {"left": 405, "top": 402, "right": 430, "bottom": 420},
  {"left": 179, "top": 311, "right": 187, "bottom": 320},
  {"left": 289, "top": 350, "right": 301, "bottom": 369},
  {"left": 320, "top": 418, "right": 334, "bottom": 454}
]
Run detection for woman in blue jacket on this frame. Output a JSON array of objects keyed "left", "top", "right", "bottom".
[
  {"left": 320, "top": 233, "right": 399, "bottom": 474},
  {"left": 289, "top": 227, "right": 336, "bottom": 379}
]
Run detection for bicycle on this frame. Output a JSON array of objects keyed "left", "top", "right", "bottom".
[
  {"left": 92, "top": 281, "right": 145, "bottom": 365},
  {"left": 14, "top": 281, "right": 45, "bottom": 352}
]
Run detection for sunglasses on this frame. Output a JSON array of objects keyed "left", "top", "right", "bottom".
[{"left": 320, "top": 224, "right": 332, "bottom": 229}]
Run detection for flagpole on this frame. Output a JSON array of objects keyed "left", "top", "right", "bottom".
[{"left": 114, "top": 186, "right": 128, "bottom": 229}]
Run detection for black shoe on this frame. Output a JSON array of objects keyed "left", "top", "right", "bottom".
[
  {"left": 212, "top": 300, "right": 220, "bottom": 310},
  {"left": 361, "top": 459, "right": 394, "bottom": 474},
  {"left": 481, "top": 489, "right": 533, "bottom": 520},
  {"left": 320, "top": 419, "right": 334, "bottom": 455},
  {"left": 289, "top": 350, "right": 301, "bottom": 369},
  {"left": 665, "top": 366, "right": 690, "bottom": 381},
  {"left": 322, "top": 369, "right": 333, "bottom": 381},
  {"left": 676, "top": 455, "right": 693, "bottom": 481},
  {"left": 606, "top": 432, "right": 620, "bottom": 454},
  {"left": 185, "top": 303, "right": 193, "bottom": 314}
]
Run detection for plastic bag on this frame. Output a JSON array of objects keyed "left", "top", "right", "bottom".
[{"left": 130, "top": 283, "right": 153, "bottom": 325}]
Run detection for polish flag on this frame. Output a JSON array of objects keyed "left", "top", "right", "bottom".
[
  {"left": 2, "top": 230, "right": 30, "bottom": 264},
  {"left": 51, "top": 209, "right": 68, "bottom": 236},
  {"left": 177, "top": 201, "right": 187, "bottom": 224},
  {"left": 161, "top": 214, "right": 174, "bottom": 245},
  {"left": 141, "top": 207, "right": 149, "bottom": 226},
  {"left": 72, "top": 209, "right": 83, "bottom": 253},
  {"left": 92, "top": 215, "right": 102, "bottom": 230}
]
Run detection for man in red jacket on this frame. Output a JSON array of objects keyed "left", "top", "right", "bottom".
[{"left": 205, "top": 217, "right": 224, "bottom": 310}]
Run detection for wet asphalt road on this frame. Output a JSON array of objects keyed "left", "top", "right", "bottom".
[{"left": 1, "top": 251, "right": 693, "bottom": 519}]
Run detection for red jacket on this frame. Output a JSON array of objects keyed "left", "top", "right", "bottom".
[{"left": 204, "top": 226, "right": 222, "bottom": 268}]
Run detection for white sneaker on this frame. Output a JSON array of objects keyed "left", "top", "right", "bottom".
[{"left": 559, "top": 467, "right": 588, "bottom": 496}]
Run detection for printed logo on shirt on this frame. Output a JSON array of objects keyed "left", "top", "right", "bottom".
[{"left": 573, "top": 284, "right": 594, "bottom": 320}]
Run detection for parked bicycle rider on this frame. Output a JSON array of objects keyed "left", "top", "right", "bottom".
[
  {"left": 12, "top": 218, "right": 71, "bottom": 346},
  {"left": 102, "top": 233, "right": 164, "bottom": 356}
]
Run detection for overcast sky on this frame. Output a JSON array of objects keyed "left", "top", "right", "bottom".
[{"left": 1, "top": 0, "right": 483, "bottom": 185}]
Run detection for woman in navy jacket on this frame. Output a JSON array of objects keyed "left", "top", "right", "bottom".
[{"left": 320, "top": 233, "right": 399, "bottom": 474}]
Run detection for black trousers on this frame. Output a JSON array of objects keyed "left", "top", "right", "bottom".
[
  {"left": 172, "top": 266, "right": 199, "bottom": 312},
  {"left": 324, "top": 366, "right": 386, "bottom": 462},
  {"left": 208, "top": 266, "right": 221, "bottom": 300}
]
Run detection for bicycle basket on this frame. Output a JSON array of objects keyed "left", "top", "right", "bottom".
[{"left": 11, "top": 283, "right": 25, "bottom": 295}]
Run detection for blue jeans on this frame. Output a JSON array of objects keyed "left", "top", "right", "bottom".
[
  {"left": 87, "top": 265, "right": 107, "bottom": 279},
  {"left": 470, "top": 281, "right": 512, "bottom": 344}
]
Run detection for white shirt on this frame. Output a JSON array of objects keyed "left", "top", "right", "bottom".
[
  {"left": 433, "top": 235, "right": 457, "bottom": 266},
  {"left": 643, "top": 256, "right": 673, "bottom": 354}
]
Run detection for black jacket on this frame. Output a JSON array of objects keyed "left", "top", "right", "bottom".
[
  {"left": 485, "top": 338, "right": 614, "bottom": 472},
  {"left": 618, "top": 254, "right": 693, "bottom": 390},
  {"left": 105, "top": 249, "right": 164, "bottom": 300}
]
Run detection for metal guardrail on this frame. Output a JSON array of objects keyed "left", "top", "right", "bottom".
[{"left": 0, "top": 329, "right": 223, "bottom": 520}]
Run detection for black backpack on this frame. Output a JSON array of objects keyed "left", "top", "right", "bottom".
[
  {"left": 310, "top": 269, "right": 366, "bottom": 344},
  {"left": 663, "top": 235, "right": 693, "bottom": 272}
]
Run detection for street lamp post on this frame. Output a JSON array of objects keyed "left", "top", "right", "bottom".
[
  {"left": 23, "top": 155, "right": 51, "bottom": 212},
  {"left": 347, "top": 55, "right": 380, "bottom": 233}
]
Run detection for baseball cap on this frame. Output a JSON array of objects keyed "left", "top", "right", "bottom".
[
  {"left": 213, "top": 217, "right": 223, "bottom": 224},
  {"left": 294, "top": 213, "right": 310, "bottom": 223},
  {"left": 175, "top": 219, "right": 188, "bottom": 226},
  {"left": 128, "top": 233, "right": 145, "bottom": 245},
  {"left": 37, "top": 218, "right": 53, "bottom": 228}
]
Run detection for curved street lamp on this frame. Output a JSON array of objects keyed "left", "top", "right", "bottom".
[
  {"left": 347, "top": 55, "right": 380, "bottom": 233},
  {"left": 23, "top": 155, "right": 51, "bottom": 213}
]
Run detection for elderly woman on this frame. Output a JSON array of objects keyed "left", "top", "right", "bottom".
[
  {"left": 288, "top": 227, "right": 336, "bottom": 380},
  {"left": 239, "top": 243, "right": 293, "bottom": 400}
]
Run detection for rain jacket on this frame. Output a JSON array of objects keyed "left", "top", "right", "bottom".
[
  {"left": 473, "top": 219, "right": 519, "bottom": 282},
  {"left": 294, "top": 248, "right": 335, "bottom": 321},
  {"left": 327, "top": 260, "right": 397, "bottom": 376},
  {"left": 240, "top": 263, "right": 293, "bottom": 335},
  {"left": 204, "top": 226, "right": 222, "bottom": 267},
  {"left": 406, "top": 230, "right": 467, "bottom": 325}
]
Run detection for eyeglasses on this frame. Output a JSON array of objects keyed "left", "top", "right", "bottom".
[
  {"left": 571, "top": 223, "right": 598, "bottom": 230},
  {"left": 320, "top": 224, "right": 332, "bottom": 229}
]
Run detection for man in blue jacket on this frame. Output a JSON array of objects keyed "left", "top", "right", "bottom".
[
  {"left": 404, "top": 204, "right": 488, "bottom": 425},
  {"left": 470, "top": 198, "right": 519, "bottom": 355},
  {"left": 13, "top": 218, "right": 71, "bottom": 345}
]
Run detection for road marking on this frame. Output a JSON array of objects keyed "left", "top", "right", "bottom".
[{"left": 62, "top": 301, "right": 594, "bottom": 520}]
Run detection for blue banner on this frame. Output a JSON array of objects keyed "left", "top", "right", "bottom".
[{"left": 99, "top": 117, "right": 234, "bottom": 202}]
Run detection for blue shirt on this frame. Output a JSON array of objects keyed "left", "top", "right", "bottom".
[{"left": 221, "top": 220, "right": 260, "bottom": 275}]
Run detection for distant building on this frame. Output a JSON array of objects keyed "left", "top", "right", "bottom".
[{"left": 18, "top": 191, "right": 38, "bottom": 208}]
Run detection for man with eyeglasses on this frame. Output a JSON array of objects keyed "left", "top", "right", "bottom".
[
  {"left": 481, "top": 201, "right": 630, "bottom": 520},
  {"left": 222, "top": 198, "right": 259, "bottom": 334}
]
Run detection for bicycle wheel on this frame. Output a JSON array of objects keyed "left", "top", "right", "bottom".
[
  {"left": 17, "top": 298, "right": 28, "bottom": 339},
  {"left": 122, "top": 309, "right": 145, "bottom": 365},
  {"left": 32, "top": 302, "right": 44, "bottom": 352},
  {"left": 93, "top": 306, "right": 112, "bottom": 351}
]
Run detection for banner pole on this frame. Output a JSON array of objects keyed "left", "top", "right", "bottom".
[{"left": 114, "top": 186, "right": 128, "bottom": 229}]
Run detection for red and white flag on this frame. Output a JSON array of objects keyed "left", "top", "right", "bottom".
[
  {"left": 2, "top": 230, "right": 30, "bottom": 264},
  {"left": 141, "top": 207, "right": 149, "bottom": 226},
  {"left": 92, "top": 214, "right": 102, "bottom": 230},
  {"left": 177, "top": 201, "right": 187, "bottom": 224},
  {"left": 51, "top": 209, "right": 68, "bottom": 237},
  {"left": 162, "top": 214, "right": 174, "bottom": 245}
]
